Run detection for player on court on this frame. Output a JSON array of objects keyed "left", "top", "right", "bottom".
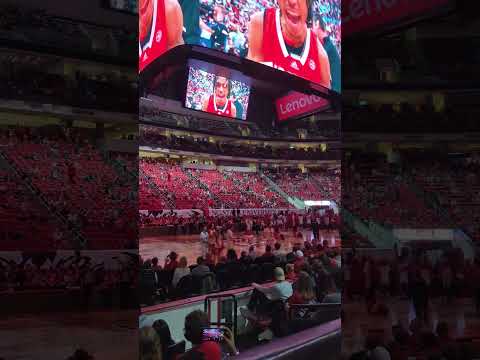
[
  {"left": 139, "top": 0, "right": 184, "bottom": 72},
  {"left": 246, "top": 0, "right": 331, "bottom": 88},
  {"left": 202, "top": 76, "right": 238, "bottom": 118}
]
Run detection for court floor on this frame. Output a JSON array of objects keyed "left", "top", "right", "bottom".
[{"left": 140, "top": 228, "right": 340, "bottom": 264}]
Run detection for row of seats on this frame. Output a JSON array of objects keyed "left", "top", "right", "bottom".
[
  {"left": 139, "top": 158, "right": 339, "bottom": 210},
  {"left": 0, "top": 127, "right": 136, "bottom": 250}
]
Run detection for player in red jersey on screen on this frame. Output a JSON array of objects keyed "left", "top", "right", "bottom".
[
  {"left": 202, "top": 76, "right": 238, "bottom": 118},
  {"left": 246, "top": 0, "right": 331, "bottom": 88},
  {"left": 139, "top": 0, "right": 184, "bottom": 72}
]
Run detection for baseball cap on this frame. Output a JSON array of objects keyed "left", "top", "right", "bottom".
[
  {"left": 295, "top": 250, "right": 304, "bottom": 258},
  {"left": 273, "top": 267, "right": 285, "bottom": 281}
]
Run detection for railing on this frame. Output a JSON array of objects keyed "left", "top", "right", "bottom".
[
  {"left": 342, "top": 207, "right": 397, "bottom": 249},
  {"left": 259, "top": 171, "right": 302, "bottom": 209}
]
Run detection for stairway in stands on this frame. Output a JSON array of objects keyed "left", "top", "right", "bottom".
[
  {"left": 0, "top": 150, "right": 86, "bottom": 249},
  {"left": 139, "top": 168, "right": 175, "bottom": 209},
  {"left": 184, "top": 168, "right": 223, "bottom": 208},
  {"left": 259, "top": 170, "right": 303, "bottom": 209}
]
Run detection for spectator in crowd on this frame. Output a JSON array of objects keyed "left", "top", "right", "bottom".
[
  {"left": 289, "top": 271, "right": 317, "bottom": 306},
  {"left": 164, "top": 252, "right": 179, "bottom": 271},
  {"left": 140, "top": 326, "right": 162, "bottom": 360},
  {"left": 183, "top": 310, "right": 238, "bottom": 359},
  {"left": 273, "top": 242, "right": 286, "bottom": 263},
  {"left": 243, "top": 267, "right": 293, "bottom": 319},
  {"left": 191, "top": 257, "right": 210, "bottom": 277},
  {"left": 152, "top": 320, "right": 175, "bottom": 360},
  {"left": 172, "top": 256, "right": 190, "bottom": 287},
  {"left": 199, "top": 228, "right": 209, "bottom": 259}
]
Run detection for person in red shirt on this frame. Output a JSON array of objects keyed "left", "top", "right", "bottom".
[
  {"left": 289, "top": 271, "right": 316, "bottom": 306},
  {"left": 202, "top": 76, "right": 237, "bottom": 118},
  {"left": 246, "top": 0, "right": 330, "bottom": 87},
  {"left": 139, "top": 0, "right": 184, "bottom": 72},
  {"left": 183, "top": 310, "right": 238, "bottom": 360},
  {"left": 164, "top": 251, "right": 179, "bottom": 271}
]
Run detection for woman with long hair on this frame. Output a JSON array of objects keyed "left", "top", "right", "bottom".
[
  {"left": 152, "top": 320, "right": 174, "bottom": 360},
  {"left": 289, "top": 271, "right": 316, "bottom": 305},
  {"left": 140, "top": 326, "right": 162, "bottom": 360},
  {"left": 172, "top": 256, "right": 190, "bottom": 288}
]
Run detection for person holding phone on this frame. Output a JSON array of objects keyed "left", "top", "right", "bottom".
[{"left": 183, "top": 310, "right": 239, "bottom": 359}]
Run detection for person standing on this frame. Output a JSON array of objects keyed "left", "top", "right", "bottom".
[{"left": 199, "top": 227, "right": 209, "bottom": 259}]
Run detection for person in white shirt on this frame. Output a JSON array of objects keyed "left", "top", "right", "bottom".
[
  {"left": 172, "top": 256, "right": 190, "bottom": 287},
  {"left": 241, "top": 267, "right": 292, "bottom": 320},
  {"left": 225, "top": 227, "right": 234, "bottom": 249},
  {"left": 199, "top": 228, "right": 209, "bottom": 258}
]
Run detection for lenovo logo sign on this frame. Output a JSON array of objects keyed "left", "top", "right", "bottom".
[{"left": 275, "top": 91, "right": 329, "bottom": 121}]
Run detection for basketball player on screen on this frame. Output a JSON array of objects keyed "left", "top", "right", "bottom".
[
  {"left": 139, "top": 0, "right": 184, "bottom": 72},
  {"left": 246, "top": 0, "right": 331, "bottom": 88},
  {"left": 202, "top": 76, "right": 238, "bottom": 118}
]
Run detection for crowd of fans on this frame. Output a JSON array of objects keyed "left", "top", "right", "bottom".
[
  {"left": 141, "top": 126, "right": 335, "bottom": 161},
  {"left": 140, "top": 107, "right": 340, "bottom": 140},
  {"left": 139, "top": 157, "right": 340, "bottom": 211},
  {"left": 0, "top": 125, "right": 137, "bottom": 250},
  {"left": 140, "top": 236, "right": 341, "bottom": 305}
]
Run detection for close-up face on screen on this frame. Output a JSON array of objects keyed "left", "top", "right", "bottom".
[
  {"left": 138, "top": 0, "right": 341, "bottom": 91},
  {"left": 185, "top": 66, "right": 250, "bottom": 120}
]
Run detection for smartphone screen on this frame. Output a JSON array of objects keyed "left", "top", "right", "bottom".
[{"left": 202, "top": 328, "right": 225, "bottom": 342}]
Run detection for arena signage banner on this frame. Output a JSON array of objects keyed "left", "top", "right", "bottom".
[
  {"left": 275, "top": 91, "right": 329, "bottom": 121},
  {"left": 342, "top": 0, "right": 452, "bottom": 36}
]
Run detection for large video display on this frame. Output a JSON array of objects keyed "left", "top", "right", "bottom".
[
  {"left": 185, "top": 66, "right": 251, "bottom": 120},
  {"left": 139, "top": 0, "right": 341, "bottom": 91}
]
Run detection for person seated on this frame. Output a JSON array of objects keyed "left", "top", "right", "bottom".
[
  {"left": 152, "top": 319, "right": 175, "bottom": 360},
  {"left": 285, "top": 263, "right": 297, "bottom": 282},
  {"left": 272, "top": 243, "right": 286, "bottom": 263},
  {"left": 191, "top": 257, "right": 210, "bottom": 277},
  {"left": 258, "top": 245, "right": 275, "bottom": 264},
  {"left": 293, "top": 250, "right": 306, "bottom": 273},
  {"left": 140, "top": 326, "right": 162, "bottom": 360},
  {"left": 289, "top": 271, "right": 317, "bottom": 306},
  {"left": 172, "top": 257, "right": 190, "bottom": 288},
  {"left": 164, "top": 252, "right": 179, "bottom": 271},
  {"left": 182, "top": 310, "right": 238, "bottom": 360},
  {"left": 239, "top": 251, "right": 252, "bottom": 265},
  {"left": 241, "top": 267, "right": 292, "bottom": 321}
]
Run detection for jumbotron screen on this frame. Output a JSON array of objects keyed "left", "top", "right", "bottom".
[
  {"left": 185, "top": 66, "right": 250, "bottom": 120},
  {"left": 139, "top": 0, "right": 341, "bottom": 92}
]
